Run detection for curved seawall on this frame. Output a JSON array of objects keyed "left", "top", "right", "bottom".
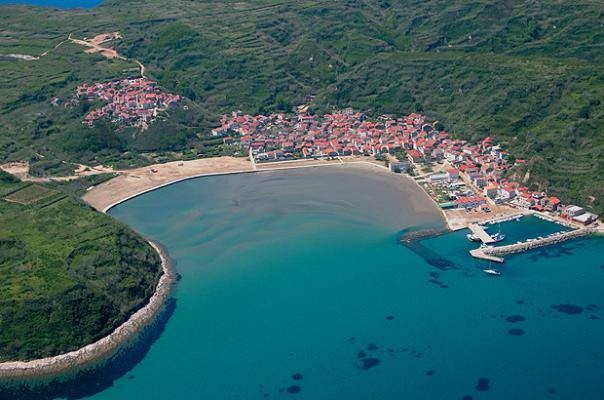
[{"left": 0, "top": 241, "right": 175, "bottom": 380}]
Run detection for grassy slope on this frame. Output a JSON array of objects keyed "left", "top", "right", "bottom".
[
  {"left": 0, "top": 171, "right": 162, "bottom": 361},
  {"left": 0, "top": 0, "right": 602, "bottom": 211}
]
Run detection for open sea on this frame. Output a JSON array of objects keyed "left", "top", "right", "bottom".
[{"left": 6, "top": 166, "right": 604, "bottom": 399}]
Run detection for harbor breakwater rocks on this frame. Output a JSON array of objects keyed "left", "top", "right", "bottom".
[
  {"left": 0, "top": 241, "right": 175, "bottom": 381},
  {"left": 484, "top": 227, "right": 595, "bottom": 256}
]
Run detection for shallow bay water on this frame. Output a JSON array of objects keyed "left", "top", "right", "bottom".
[{"left": 37, "top": 167, "right": 604, "bottom": 399}]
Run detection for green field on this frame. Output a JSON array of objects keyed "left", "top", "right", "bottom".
[
  {"left": 0, "top": 0, "right": 602, "bottom": 213},
  {"left": 0, "top": 171, "right": 162, "bottom": 361},
  {"left": 3, "top": 184, "right": 60, "bottom": 205}
]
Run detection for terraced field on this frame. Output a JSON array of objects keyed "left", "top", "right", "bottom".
[{"left": 3, "top": 184, "right": 61, "bottom": 205}]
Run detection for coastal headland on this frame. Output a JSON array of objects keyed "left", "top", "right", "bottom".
[{"left": 0, "top": 241, "right": 175, "bottom": 381}]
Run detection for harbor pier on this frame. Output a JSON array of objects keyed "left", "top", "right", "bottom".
[
  {"left": 470, "top": 227, "right": 595, "bottom": 262},
  {"left": 468, "top": 223, "right": 495, "bottom": 244}
]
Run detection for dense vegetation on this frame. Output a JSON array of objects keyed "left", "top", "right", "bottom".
[
  {"left": 0, "top": 171, "right": 162, "bottom": 361},
  {"left": 0, "top": 0, "right": 602, "bottom": 211}
]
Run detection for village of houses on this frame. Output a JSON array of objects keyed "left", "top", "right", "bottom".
[
  {"left": 60, "top": 74, "right": 599, "bottom": 234},
  {"left": 75, "top": 78, "right": 181, "bottom": 128},
  {"left": 212, "top": 109, "right": 600, "bottom": 231}
]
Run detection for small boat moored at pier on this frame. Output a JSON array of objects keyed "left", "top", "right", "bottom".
[
  {"left": 467, "top": 233, "right": 481, "bottom": 242},
  {"left": 490, "top": 232, "right": 505, "bottom": 242},
  {"left": 483, "top": 269, "right": 502, "bottom": 276}
]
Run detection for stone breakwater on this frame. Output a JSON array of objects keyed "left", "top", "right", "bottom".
[
  {"left": 483, "top": 227, "right": 594, "bottom": 256},
  {"left": 0, "top": 241, "right": 175, "bottom": 380},
  {"left": 470, "top": 227, "right": 595, "bottom": 262}
]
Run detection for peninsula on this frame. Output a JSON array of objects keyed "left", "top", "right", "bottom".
[{"left": 0, "top": 170, "right": 170, "bottom": 376}]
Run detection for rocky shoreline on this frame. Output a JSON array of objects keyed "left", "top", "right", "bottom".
[{"left": 0, "top": 241, "right": 175, "bottom": 381}]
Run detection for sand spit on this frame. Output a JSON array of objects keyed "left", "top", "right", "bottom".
[{"left": 0, "top": 241, "right": 175, "bottom": 380}]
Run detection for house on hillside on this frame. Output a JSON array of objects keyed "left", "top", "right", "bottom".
[
  {"left": 407, "top": 150, "right": 424, "bottom": 163},
  {"left": 545, "top": 197, "right": 561, "bottom": 212},
  {"left": 484, "top": 184, "right": 499, "bottom": 199}
]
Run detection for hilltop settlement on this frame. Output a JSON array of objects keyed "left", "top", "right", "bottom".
[
  {"left": 75, "top": 78, "right": 181, "bottom": 128},
  {"left": 212, "top": 109, "right": 599, "bottom": 228}
]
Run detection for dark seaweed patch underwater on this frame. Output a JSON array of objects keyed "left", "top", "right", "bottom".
[
  {"left": 357, "top": 358, "right": 381, "bottom": 370},
  {"left": 475, "top": 378, "right": 491, "bottom": 391},
  {"left": 505, "top": 315, "right": 526, "bottom": 323},
  {"left": 551, "top": 304, "right": 584, "bottom": 314}
]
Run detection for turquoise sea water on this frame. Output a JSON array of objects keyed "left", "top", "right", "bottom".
[
  {"left": 0, "top": 0, "right": 100, "bottom": 8},
  {"left": 8, "top": 167, "right": 603, "bottom": 399}
]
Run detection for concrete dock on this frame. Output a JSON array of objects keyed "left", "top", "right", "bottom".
[
  {"left": 468, "top": 223, "right": 495, "bottom": 244},
  {"left": 469, "top": 227, "right": 594, "bottom": 262},
  {"left": 469, "top": 248, "right": 505, "bottom": 263}
]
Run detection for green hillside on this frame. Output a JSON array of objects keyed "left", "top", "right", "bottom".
[
  {"left": 0, "top": 171, "right": 162, "bottom": 361},
  {"left": 0, "top": 0, "right": 602, "bottom": 211}
]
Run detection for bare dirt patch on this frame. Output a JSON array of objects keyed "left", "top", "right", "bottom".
[
  {"left": 1, "top": 161, "right": 115, "bottom": 183},
  {"left": 69, "top": 32, "right": 125, "bottom": 60}
]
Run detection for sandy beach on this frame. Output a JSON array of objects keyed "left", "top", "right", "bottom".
[
  {"left": 82, "top": 156, "right": 458, "bottom": 230},
  {"left": 81, "top": 155, "right": 382, "bottom": 210},
  {"left": 83, "top": 156, "right": 254, "bottom": 212}
]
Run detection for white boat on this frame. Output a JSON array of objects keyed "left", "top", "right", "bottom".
[
  {"left": 467, "top": 233, "right": 481, "bottom": 242},
  {"left": 490, "top": 223, "right": 505, "bottom": 242},
  {"left": 490, "top": 232, "right": 505, "bottom": 242},
  {"left": 483, "top": 269, "right": 501, "bottom": 276}
]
